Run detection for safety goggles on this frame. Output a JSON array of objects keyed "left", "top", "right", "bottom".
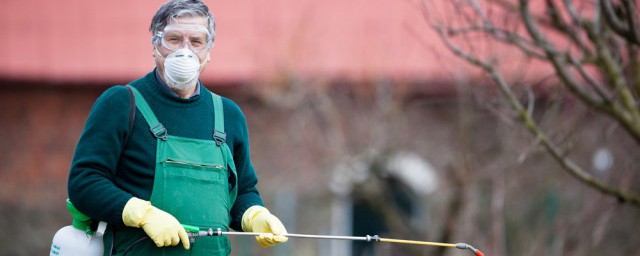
[{"left": 155, "top": 24, "right": 213, "bottom": 53}]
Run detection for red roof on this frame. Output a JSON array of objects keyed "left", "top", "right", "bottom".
[{"left": 2, "top": 0, "right": 477, "bottom": 85}]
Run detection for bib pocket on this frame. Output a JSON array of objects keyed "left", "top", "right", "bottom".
[
  {"left": 162, "top": 159, "right": 227, "bottom": 185},
  {"left": 152, "top": 158, "right": 232, "bottom": 229}
]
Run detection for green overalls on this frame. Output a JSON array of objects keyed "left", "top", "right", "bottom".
[{"left": 108, "top": 85, "right": 238, "bottom": 256}]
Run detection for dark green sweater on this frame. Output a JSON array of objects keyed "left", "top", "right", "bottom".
[{"left": 68, "top": 71, "right": 263, "bottom": 231}]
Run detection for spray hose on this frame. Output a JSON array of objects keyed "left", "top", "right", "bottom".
[{"left": 182, "top": 225, "right": 484, "bottom": 256}]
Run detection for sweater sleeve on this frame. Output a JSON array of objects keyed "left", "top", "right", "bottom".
[
  {"left": 68, "top": 85, "right": 133, "bottom": 225},
  {"left": 224, "top": 99, "right": 264, "bottom": 231}
]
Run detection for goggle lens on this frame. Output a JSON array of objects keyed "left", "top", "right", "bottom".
[{"left": 157, "top": 24, "right": 212, "bottom": 53}]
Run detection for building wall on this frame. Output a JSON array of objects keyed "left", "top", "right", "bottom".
[{"left": 0, "top": 87, "right": 100, "bottom": 207}]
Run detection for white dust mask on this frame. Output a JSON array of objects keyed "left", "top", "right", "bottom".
[{"left": 160, "top": 48, "right": 201, "bottom": 90}]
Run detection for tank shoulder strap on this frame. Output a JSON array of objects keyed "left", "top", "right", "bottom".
[
  {"left": 126, "top": 85, "right": 168, "bottom": 141},
  {"left": 210, "top": 92, "right": 226, "bottom": 145}
]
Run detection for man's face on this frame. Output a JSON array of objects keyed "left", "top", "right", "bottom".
[{"left": 154, "top": 16, "right": 211, "bottom": 79}]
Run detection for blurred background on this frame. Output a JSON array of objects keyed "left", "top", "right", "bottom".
[{"left": 1, "top": 0, "right": 639, "bottom": 255}]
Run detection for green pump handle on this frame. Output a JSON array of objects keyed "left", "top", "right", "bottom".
[
  {"left": 181, "top": 224, "right": 200, "bottom": 233},
  {"left": 66, "top": 199, "right": 94, "bottom": 235}
]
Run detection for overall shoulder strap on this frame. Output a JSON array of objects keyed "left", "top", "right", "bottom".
[
  {"left": 126, "top": 85, "right": 167, "bottom": 141},
  {"left": 211, "top": 92, "right": 226, "bottom": 146},
  {"left": 210, "top": 92, "right": 237, "bottom": 204},
  {"left": 210, "top": 92, "right": 238, "bottom": 205}
]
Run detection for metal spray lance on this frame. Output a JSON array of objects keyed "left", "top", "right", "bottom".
[{"left": 182, "top": 224, "right": 485, "bottom": 256}]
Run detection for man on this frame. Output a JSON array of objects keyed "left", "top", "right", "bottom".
[{"left": 67, "top": 0, "right": 288, "bottom": 255}]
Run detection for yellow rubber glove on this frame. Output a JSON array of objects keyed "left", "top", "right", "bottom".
[
  {"left": 241, "top": 205, "right": 288, "bottom": 247},
  {"left": 122, "top": 197, "right": 190, "bottom": 249}
]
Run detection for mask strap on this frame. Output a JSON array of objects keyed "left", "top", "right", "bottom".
[
  {"left": 154, "top": 47, "right": 166, "bottom": 60},
  {"left": 156, "top": 46, "right": 208, "bottom": 65}
]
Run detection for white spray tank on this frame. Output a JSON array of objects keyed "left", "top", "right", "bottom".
[{"left": 50, "top": 199, "right": 105, "bottom": 256}]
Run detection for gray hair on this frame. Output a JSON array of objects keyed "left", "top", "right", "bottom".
[{"left": 150, "top": 0, "right": 216, "bottom": 45}]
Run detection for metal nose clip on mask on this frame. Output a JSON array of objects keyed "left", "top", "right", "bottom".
[{"left": 157, "top": 48, "right": 202, "bottom": 90}]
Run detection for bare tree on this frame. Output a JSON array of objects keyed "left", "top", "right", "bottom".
[{"left": 424, "top": 0, "right": 640, "bottom": 205}]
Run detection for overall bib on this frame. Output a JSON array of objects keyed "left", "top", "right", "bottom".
[{"left": 109, "top": 86, "right": 238, "bottom": 256}]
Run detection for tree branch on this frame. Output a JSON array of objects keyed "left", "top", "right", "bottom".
[
  {"left": 581, "top": 16, "right": 640, "bottom": 141},
  {"left": 488, "top": 61, "right": 640, "bottom": 206},
  {"left": 622, "top": 0, "right": 640, "bottom": 45},
  {"left": 434, "top": 1, "right": 640, "bottom": 206},
  {"left": 601, "top": 0, "right": 640, "bottom": 45},
  {"left": 566, "top": 54, "right": 613, "bottom": 102},
  {"left": 601, "top": 0, "right": 629, "bottom": 36},
  {"left": 631, "top": 45, "right": 640, "bottom": 96},
  {"left": 546, "top": 0, "right": 592, "bottom": 55},
  {"left": 561, "top": 0, "right": 581, "bottom": 24},
  {"left": 520, "top": 0, "right": 640, "bottom": 144},
  {"left": 447, "top": 25, "right": 547, "bottom": 59},
  {"left": 519, "top": 1, "right": 613, "bottom": 113}
]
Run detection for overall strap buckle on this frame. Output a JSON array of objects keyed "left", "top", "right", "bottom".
[
  {"left": 213, "top": 129, "right": 226, "bottom": 146},
  {"left": 150, "top": 124, "right": 168, "bottom": 141}
]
